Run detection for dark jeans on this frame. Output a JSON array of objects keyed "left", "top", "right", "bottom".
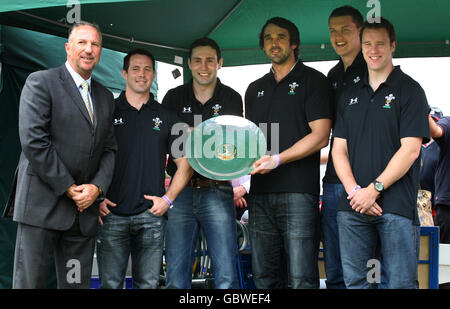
[
  {"left": 320, "top": 182, "right": 346, "bottom": 289},
  {"left": 97, "top": 210, "right": 165, "bottom": 289},
  {"left": 337, "top": 211, "right": 419, "bottom": 289},
  {"left": 165, "top": 185, "right": 239, "bottom": 289},
  {"left": 248, "top": 192, "right": 320, "bottom": 289}
]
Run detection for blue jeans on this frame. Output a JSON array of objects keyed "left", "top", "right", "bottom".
[
  {"left": 321, "top": 182, "right": 346, "bottom": 289},
  {"left": 164, "top": 185, "right": 239, "bottom": 289},
  {"left": 97, "top": 210, "right": 165, "bottom": 289},
  {"left": 248, "top": 193, "right": 320, "bottom": 289},
  {"left": 337, "top": 211, "right": 419, "bottom": 289}
]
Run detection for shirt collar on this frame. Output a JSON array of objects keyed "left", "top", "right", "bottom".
[
  {"left": 335, "top": 52, "right": 365, "bottom": 74},
  {"left": 117, "top": 91, "right": 157, "bottom": 110},
  {"left": 65, "top": 61, "right": 92, "bottom": 91},
  {"left": 347, "top": 52, "right": 366, "bottom": 73},
  {"left": 270, "top": 60, "right": 299, "bottom": 75},
  {"left": 269, "top": 60, "right": 304, "bottom": 82},
  {"left": 188, "top": 78, "right": 223, "bottom": 105},
  {"left": 362, "top": 65, "right": 402, "bottom": 88}
]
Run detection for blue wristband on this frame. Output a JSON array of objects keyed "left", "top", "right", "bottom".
[
  {"left": 273, "top": 154, "right": 281, "bottom": 168},
  {"left": 162, "top": 195, "right": 173, "bottom": 208},
  {"left": 349, "top": 185, "right": 361, "bottom": 196}
]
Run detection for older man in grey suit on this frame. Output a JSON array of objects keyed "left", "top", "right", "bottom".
[{"left": 11, "top": 21, "right": 117, "bottom": 288}]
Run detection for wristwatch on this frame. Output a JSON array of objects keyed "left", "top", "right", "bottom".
[
  {"left": 96, "top": 186, "right": 105, "bottom": 202},
  {"left": 373, "top": 180, "right": 384, "bottom": 193}
]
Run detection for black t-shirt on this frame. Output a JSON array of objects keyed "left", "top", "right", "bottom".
[
  {"left": 107, "top": 92, "right": 183, "bottom": 216},
  {"left": 161, "top": 78, "right": 243, "bottom": 178},
  {"left": 420, "top": 141, "right": 440, "bottom": 205},
  {"left": 434, "top": 117, "right": 450, "bottom": 206},
  {"left": 334, "top": 66, "right": 430, "bottom": 220},
  {"left": 324, "top": 52, "right": 367, "bottom": 184},
  {"left": 245, "top": 61, "right": 332, "bottom": 195}
]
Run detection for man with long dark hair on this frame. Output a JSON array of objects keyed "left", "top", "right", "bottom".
[{"left": 245, "top": 17, "right": 332, "bottom": 288}]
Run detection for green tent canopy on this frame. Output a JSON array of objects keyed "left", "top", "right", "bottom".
[{"left": 1, "top": 0, "right": 450, "bottom": 68}]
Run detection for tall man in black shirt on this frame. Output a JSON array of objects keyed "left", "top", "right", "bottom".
[
  {"left": 321, "top": 6, "right": 365, "bottom": 289},
  {"left": 245, "top": 17, "right": 332, "bottom": 288},
  {"left": 332, "top": 18, "right": 429, "bottom": 289},
  {"left": 162, "top": 38, "right": 244, "bottom": 289},
  {"left": 97, "top": 49, "right": 192, "bottom": 289}
]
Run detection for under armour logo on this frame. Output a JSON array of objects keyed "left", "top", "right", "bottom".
[
  {"left": 114, "top": 118, "right": 124, "bottom": 125},
  {"left": 349, "top": 97, "right": 358, "bottom": 105}
]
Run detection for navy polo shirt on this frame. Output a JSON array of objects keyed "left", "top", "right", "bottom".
[
  {"left": 107, "top": 92, "right": 183, "bottom": 216},
  {"left": 434, "top": 117, "right": 450, "bottom": 206},
  {"left": 334, "top": 66, "right": 430, "bottom": 220},
  {"left": 324, "top": 52, "right": 367, "bottom": 184},
  {"left": 161, "top": 78, "right": 243, "bottom": 178},
  {"left": 420, "top": 141, "right": 440, "bottom": 205},
  {"left": 245, "top": 61, "right": 332, "bottom": 195}
]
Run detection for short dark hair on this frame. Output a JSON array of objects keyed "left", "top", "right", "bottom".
[
  {"left": 361, "top": 17, "right": 397, "bottom": 45},
  {"left": 68, "top": 21, "right": 102, "bottom": 43},
  {"left": 123, "top": 48, "right": 156, "bottom": 72},
  {"left": 328, "top": 6, "right": 364, "bottom": 28},
  {"left": 189, "top": 37, "right": 222, "bottom": 61},
  {"left": 259, "top": 17, "right": 300, "bottom": 60}
]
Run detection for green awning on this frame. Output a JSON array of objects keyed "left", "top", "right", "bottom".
[{"left": 1, "top": 0, "right": 449, "bottom": 67}]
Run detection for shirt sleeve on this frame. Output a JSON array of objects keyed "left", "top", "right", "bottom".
[
  {"left": 399, "top": 83, "right": 430, "bottom": 143},
  {"left": 304, "top": 72, "right": 333, "bottom": 123},
  {"left": 161, "top": 89, "right": 178, "bottom": 113},
  {"left": 244, "top": 82, "right": 256, "bottom": 121},
  {"left": 332, "top": 91, "right": 347, "bottom": 140},
  {"left": 229, "top": 89, "right": 244, "bottom": 117},
  {"left": 166, "top": 108, "right": 188, "bottom": 159},
  {"left": 435, "top": 117, "right": 450, "bottom": 146}
]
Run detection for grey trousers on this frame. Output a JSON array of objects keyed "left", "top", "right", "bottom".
[{"left": 13, "top": 215, "right": 95, "bottom": 289}]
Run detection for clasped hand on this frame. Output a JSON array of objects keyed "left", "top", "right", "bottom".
[
  {"left": 66, "top": 184, "right": 100, "bottom": 212},
  {"left": 347, "top": 186, "right": 383, "bottom": 216}
]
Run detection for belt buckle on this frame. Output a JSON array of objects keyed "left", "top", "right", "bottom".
[{"left": 192, "top": 179, "right": 201, "bottom": 189}]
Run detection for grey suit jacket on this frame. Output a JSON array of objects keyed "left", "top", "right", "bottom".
[{"left": 12, "top": 64, "right": 117, "bottom": 236}]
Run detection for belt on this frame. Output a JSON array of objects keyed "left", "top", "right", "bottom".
[{"left": 188, "top": 178, "right": 229, "bottom": 188}]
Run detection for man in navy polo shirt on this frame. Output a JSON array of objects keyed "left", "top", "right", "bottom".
[
  {"left": 332, "top": 18, "right": 429, "bottom": 289},
  {"left": 245, "top": 17, "right": 332, "bottom": 288},
  {"left": 321, "top": 6, "right": 366, "bottom": 289},
  {"left": 162, "top": 38, "right": 244, "bottom": 289},
  {"left": 97, "top": 49, "right": 192, "bottom": 289}
]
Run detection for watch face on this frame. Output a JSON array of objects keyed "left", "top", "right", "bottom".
[{"left": 374, "top": 181, "right": 384, "bottom": 192}]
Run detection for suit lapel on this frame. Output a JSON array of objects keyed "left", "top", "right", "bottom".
[{"left": 59, "top": 65, "right": 94, "bottom": 127}]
